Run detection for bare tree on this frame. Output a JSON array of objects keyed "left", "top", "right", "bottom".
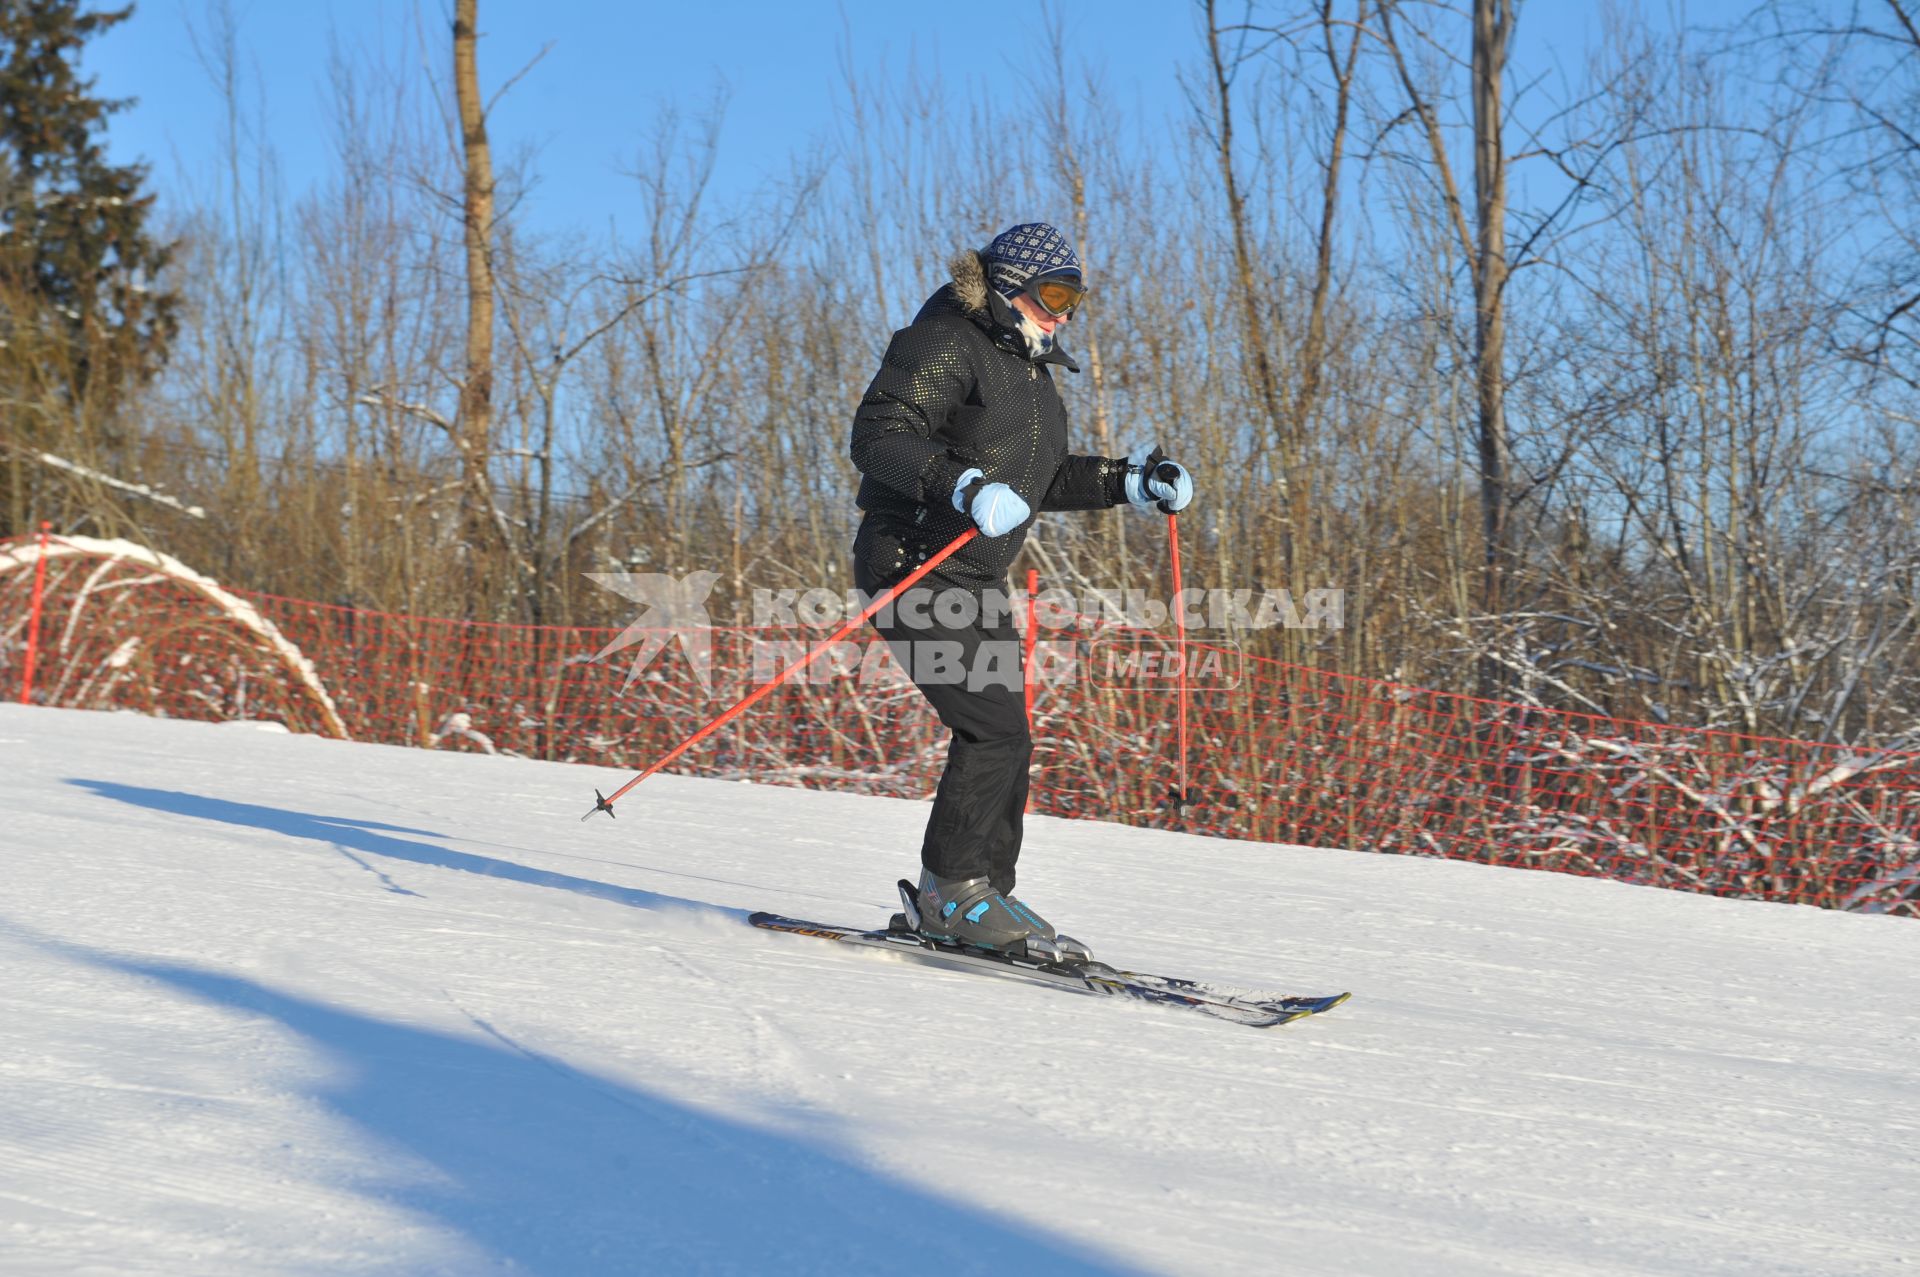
[
  {"left": 1468, "top": 0, "right": 1512, "bottom": 657},
  {"left": 1373, "top": 0, "right": 1515, "bottom": 691},
  {"left": 453, "top": 0, "right": 499, "bottom": 612},
  {"left": 1202, "top": 0, "right": 1300, "bottom": 588}
]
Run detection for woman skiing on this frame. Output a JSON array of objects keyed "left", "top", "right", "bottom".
[{"left": 848, "top": 221, "right": 1195, "bottom": 958}]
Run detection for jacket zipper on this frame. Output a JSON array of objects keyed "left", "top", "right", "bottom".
[{"left": 1024, "top": 360, "right": 1042, "bottom": 496}]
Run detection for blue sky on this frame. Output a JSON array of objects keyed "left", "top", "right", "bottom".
[
  {"left": 77, "top": 1, "right": 1747, "bottom": 241},
  {"left": 85, "top": 1, "right": 1196, "bottom": 236}
]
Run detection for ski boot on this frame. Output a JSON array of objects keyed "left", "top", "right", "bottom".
[{"left": 899, "top": 871, "right": 1093, "bottom": 964}]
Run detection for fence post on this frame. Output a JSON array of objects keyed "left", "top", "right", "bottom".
[{"left": 19, "top": 521, "right": 52, "bottom": 706}]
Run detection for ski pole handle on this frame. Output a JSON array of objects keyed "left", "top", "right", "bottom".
[
  {"left": 1152, "top": 461, "right": 1184, "bottom": 515},
  {"left": 583, "top": 527, "right": 981, "bottom": 820}
]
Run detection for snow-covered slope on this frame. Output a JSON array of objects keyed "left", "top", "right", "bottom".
[{"left": 2, "top": 703, "right": 1916, "bottom": 1276}]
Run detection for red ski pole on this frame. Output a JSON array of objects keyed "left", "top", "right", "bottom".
[
  {"left": 1167, "top": 509, "right": 1190, "bottom": 817},
  {"left": 582, "top": 526, "right": 980, "bottom": 820},
  {"left": 1023, "top": 566, "right": 1039, "bottom": 729}
]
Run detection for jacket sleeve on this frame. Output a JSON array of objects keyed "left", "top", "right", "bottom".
[
  {"left": 848, "top": 321, "right": 975, "bottom": 508},
  {"left": 1039, "top": 453, "right": 1130, "bottom": 512}
]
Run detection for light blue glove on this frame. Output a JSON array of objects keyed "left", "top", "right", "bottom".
[
  {"left": 952, "top": 467, "right": 1032, "bottom": 537},
  {"left": 1124, "top": 444, "right": 1194, "bottom": 513}
]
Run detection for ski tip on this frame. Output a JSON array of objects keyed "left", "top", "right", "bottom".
[
  {"left": 1263, "top": 1009, "right": 1317, "bottom": 1028},
  {"left": 1261, "top": 996, "right": 1353, "bottom": 1027}
]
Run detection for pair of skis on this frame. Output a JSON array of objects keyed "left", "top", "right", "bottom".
[{"left": 751, "top": 882, "right": 1348, "bottom": 1030}]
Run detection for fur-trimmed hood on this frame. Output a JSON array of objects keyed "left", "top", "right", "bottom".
[{"left": 947, "top": 248, "right": 993, "bottom": 316}]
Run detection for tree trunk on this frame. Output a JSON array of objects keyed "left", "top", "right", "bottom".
[
  {"left": 1472, "top": 0, "right": 1513, "bottom": 694},
  {"left": 1204, "top": 1, "right": 1296, "bottom": 576},
  {"left": 454, "top": 0, "right": 497, "bottom": 615},
  {"left": 1294, "top": 0, "right": 1365, "bottom": 443}
]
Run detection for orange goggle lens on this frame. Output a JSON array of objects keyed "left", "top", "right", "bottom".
[{"left": 1032, "top": 279, "right": 1086, "bottom": 317}]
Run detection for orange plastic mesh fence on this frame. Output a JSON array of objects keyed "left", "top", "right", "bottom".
[{"left": 4, "top": 536, "right": 1915, "bottom": 915}]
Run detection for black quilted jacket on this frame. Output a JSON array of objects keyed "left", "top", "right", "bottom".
[{"left": 849, "top": 254, "right": 1128, "bottom": 591}]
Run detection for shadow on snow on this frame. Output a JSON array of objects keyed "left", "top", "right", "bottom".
[
  {"left": 40, "top": 945, "right": 1137, "bottom": 1275},
  {"left": 69, "top": 778, "right": 739, "bottom": 919},
  {"left": 45, "top": 781, "right": 1139, "bottom": 1274}
]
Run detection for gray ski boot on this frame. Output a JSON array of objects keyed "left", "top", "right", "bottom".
[{"left": 906, "top": 871, "right": 1092, "bottom": 963}]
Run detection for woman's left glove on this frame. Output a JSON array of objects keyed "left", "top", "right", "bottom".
[
  {"left": 952, "top": 467, "right": 1033, "bottom": 537},
  {"left": 1124, "top": 444, "right": 1194, "bottom": 514}
]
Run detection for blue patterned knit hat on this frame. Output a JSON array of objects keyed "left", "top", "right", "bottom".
[{"left": 983, "top": 222, "right": 1082, "bottom": 301}]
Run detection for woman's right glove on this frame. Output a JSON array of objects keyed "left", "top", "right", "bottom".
[{"left": 952, "top": 467, "right": 1032, "bottom": 538}]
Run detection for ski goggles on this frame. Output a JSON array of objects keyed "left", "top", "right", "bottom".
[{"left": 1028, "top": 275, "right": 1087, "bottom": 317}]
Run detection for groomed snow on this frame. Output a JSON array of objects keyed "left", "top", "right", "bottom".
[{"left": 2, "top": 702, "right": 1916, "bottom": 1276}]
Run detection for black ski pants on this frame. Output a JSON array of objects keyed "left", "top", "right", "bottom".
[{"left": 854, "top": 559, "right": 1030, "bottom": 894}]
